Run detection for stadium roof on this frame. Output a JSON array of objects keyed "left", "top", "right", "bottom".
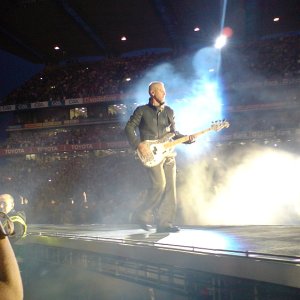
[{"left": 0, "top": 0, "right": 299, "bottom": 64}]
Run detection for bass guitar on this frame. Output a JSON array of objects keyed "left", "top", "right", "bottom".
[{"left": 137, "top": 120, "right": 230, "bottom": 167}]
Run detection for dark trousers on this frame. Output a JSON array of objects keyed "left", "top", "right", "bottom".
[{"left": 135, "top": 157, "right": 177, "bottom": 227}]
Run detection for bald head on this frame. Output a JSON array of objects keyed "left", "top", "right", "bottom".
[
  {"left": 0, "top": 194, "right": 14, "bottom": 214},
  {"left": 148, "top": 81, "right": 166, "bottom": 107},
  {"left": 148, "top": 81, "right": 164, "bottom": 96}
]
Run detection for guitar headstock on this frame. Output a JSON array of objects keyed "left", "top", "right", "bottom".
[{"left": 211, "top": 120, "right": 230, "bottom": 131}]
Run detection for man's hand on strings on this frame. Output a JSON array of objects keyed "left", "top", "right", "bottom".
[{"left": 138, "top": 142, "right": 152, "bottom": 159}]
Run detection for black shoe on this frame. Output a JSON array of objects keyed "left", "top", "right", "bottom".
[
  {"left": 132, "top": 219, "right": 152, "bottom": 231},
  {"left": 156, "top": 225, "right": 180, "bottom": 233},
  {"left": 130, "top": 215, "right": 153, "bottom": 231},
  {"left": 139, "top": 223, "right": 153, "bottom": 231}
]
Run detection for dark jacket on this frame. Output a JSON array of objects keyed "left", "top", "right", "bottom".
[{"left": 125, "top": 103, "right": 178, "bottom": 150}]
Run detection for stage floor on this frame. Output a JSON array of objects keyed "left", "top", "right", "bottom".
[
  {"left": 21, "top": 224, "right": 300, "bottom": 290},
  {"left": 27, "top": 224, "right": 300, "bottom": 260}
]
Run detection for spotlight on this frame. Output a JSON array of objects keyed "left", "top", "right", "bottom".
[{"left": 214, "top": 35, "right": 227, "bottom": 49}]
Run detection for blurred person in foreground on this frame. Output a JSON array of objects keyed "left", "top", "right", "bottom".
[
  {"left": 125, "top": 81, "right": 195, "bottom": 233},
  {"left": 0, "top": 211, "right": 23, "bottom": 300},
  {"left": 0, "top": 194, "right": 27, "bottom": 242}
]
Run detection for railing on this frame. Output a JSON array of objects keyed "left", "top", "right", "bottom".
[{"left": 26, "top": 230, "right": 300, "bottom": 265}]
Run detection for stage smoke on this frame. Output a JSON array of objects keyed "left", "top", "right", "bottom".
[{"left": 179, "top": 145, "right": 300, "bottom": 225}]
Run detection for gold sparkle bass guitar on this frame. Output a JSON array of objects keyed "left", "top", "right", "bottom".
[{"left": 137, "top": 120, "right": 230, "bottom": 167}]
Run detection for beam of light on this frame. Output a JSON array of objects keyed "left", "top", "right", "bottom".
[
  {"left": 174, "top": 82, "right": 222, "bottom": 130},
  {"left": 192, "top": 47, "right": 220, "bottom": 79},
  {"left": 179, "top": 147, "right": 300, "bottom": 226},
  {"left": 214, "top": 0, "right": 229, "bottom": 72},
  {"left": 184, "top": 47, "right": 226, "bottom": 152},
  {"left": 172, "top": 78, "right": 224, "bottom": 157},
  {"left": 220, "top": 0, "right": 228, "bottom": 32}
]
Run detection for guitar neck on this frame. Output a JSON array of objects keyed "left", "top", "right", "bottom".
[{"left": 164, "top": 128, "right": 213, "bottom": 149}]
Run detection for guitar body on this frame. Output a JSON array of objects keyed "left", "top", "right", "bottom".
[{"left": 137, "top": 133, "right": 175, "bottom": 167}]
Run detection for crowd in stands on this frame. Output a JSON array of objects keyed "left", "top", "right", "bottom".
[
  {"left": 1, "top": 35, "right": 299, "bottom": 106},
  {"left": 226, "top": 108, "right": 300, "bottom": 133},
  {"left": 1, "top": 124, "right": 126, "bottom": 149},
  {"left": 2, "top": 52, "right": 172, "bottom": 105},
  {"left": 0, "top": 34, "right": 299, "bottom": 226},
  {"left": 222, "top": 35, "right": 300, "bottom": 85}
]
